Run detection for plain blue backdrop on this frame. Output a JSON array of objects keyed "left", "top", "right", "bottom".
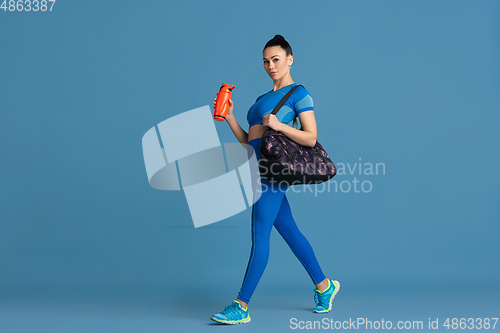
[{"left": 1, "top": 0, "right": 499, "bottom": 332}]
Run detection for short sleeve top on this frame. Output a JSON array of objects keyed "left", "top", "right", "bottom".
[{"left": 246, "top": 83, "right": 314, "bottom": 127}]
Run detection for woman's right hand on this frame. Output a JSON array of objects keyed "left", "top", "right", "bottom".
[{"left": 213, "top": 97, "right": 234, "bottom": 118}]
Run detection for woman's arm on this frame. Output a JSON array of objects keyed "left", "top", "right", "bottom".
[
  {"left": 214, "top": 98, "right": 249, "bottom": 148},
  {"left": 226, "top": 113, "right": 249, "bottom": 147}
]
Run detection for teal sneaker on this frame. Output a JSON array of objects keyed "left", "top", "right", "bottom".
[
  {"left": 313, "top": 279, "right": 340, "bottom": 313},
  {"left": 211, "top": 300, "right": 251, "bottom": 325}
]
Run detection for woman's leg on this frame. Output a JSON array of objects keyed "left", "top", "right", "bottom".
[
  {"left": 237, "top": 179, "right": 287, "bottom": 304},
  {"left": 236, "top": 138, "right": 288, "bottom": 304},
  {"left": 273, "top": 193, "right": 327, "bottom": 286}
]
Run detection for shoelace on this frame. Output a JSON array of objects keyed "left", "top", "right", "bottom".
[
  {"left": 221, "top": 302, "right": 241, "bottom": 318},
  {"left": 314, "top": 289, "right": 327, "bottom": 307}
]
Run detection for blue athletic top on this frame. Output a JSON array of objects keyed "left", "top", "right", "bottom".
[{"left": 246, "top": 83, "right": 314, "bottom": 127}]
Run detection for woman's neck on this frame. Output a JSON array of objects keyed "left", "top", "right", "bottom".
[{"left": 272, "top": 75, "right": 294, "bottom": 92}]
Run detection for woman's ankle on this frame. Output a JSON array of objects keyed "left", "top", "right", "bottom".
[
  {"left": 235, "top": 299, "right": 247, "bottom": 310},
  {"left": 315, "top": 278, "right": 329, "bottom": 292}
]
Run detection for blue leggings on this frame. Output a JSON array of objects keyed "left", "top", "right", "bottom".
[{"left": 237, "top": 137, "right": 326, "bottom": 304}]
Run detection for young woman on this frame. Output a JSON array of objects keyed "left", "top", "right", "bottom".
[{"left": 211, "top": 35, "right": 340, "bottom": 325}]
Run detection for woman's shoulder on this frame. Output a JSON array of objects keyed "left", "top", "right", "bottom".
[
  {"left": 291, "top": 84, "right": 313, "bottom": 106},
  {"left": 255, "top": 90, "right": 269, "bottom": 102},
  {"left": 293, "top": 84, "right": 312, "bottom": 97},
  {"left": 292, "top": 84, "right": 314, "bottom": 112}
]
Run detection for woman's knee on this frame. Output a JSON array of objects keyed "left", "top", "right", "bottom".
[
  {"left": 252, "top": 226, "right": 272, "bottom": 242},
  {"left": 277, "top": 226, "right": 302, "bottom": 243}
]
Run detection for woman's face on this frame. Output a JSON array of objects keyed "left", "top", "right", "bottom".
[{"left": 263, "top": 46, "right": 293, "bottom": 80}]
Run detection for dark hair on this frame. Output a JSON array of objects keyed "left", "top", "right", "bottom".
[
  {"left": 263, "top": 34, "right": 293, "bottom": 57},
  {"left": 263, "top": 35, "right": 300, "bottom": 130}
]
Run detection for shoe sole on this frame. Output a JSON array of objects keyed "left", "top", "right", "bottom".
[
  {"left": 211, "top": 316, "right": 251, "bottom": 325},
  {"left": 314, "top": 279, "right": 340, "bottom": 313}
]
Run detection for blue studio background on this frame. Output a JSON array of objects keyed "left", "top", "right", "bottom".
[{"left": 1, "top": 1, "right": 499, "bottom": 332}]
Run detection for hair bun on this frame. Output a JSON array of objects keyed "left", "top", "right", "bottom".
[{"left": 263, "top": 34, "right": 293, "bottom": 56}]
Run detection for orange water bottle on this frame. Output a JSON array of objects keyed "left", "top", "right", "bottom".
[{"left": 214, "top": 83, "right": 236, "bottom": 122}]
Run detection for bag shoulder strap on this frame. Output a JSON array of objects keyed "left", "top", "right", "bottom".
[{"left": 271, "top": 84, "right": 303, "bottom": 115}]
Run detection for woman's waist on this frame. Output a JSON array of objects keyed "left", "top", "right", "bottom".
[{"left": 248, "top": 124, "right": 269, "bottom": 142}]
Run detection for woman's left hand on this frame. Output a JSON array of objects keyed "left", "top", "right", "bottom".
[{"left": 262, "top": 114, "right": 283, "bottom": 132}]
